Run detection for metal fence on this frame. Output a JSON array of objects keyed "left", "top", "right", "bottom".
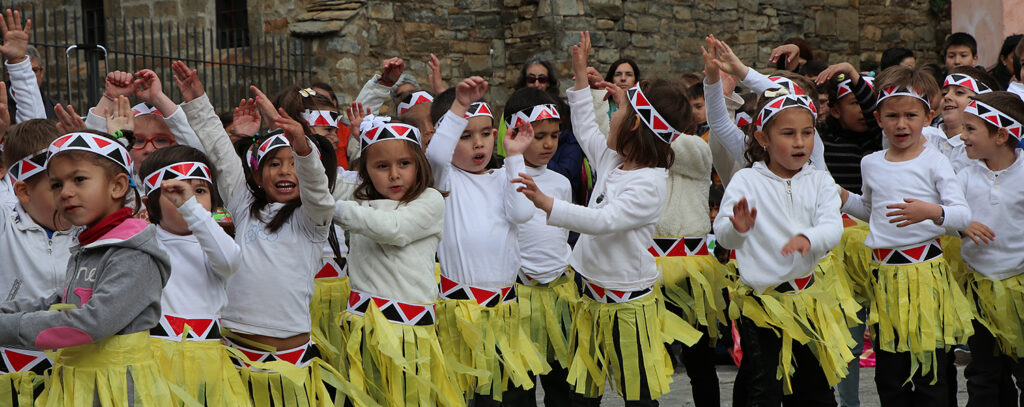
[{"left": 16, "top": 3, "right": 313, "bottom": 115}]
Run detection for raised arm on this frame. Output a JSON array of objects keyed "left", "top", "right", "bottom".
[
  {"left": 161, "top": 181, "right": 240, "bottom": 281},
  {"left": 702, "top": 36, "right": 749, "bottom": 166},
  {"left": 0, "top": 9, "right": 44, "bottom": 122},
  {"left": 334, "top": 188, "right": 444, "bottom": 246},
  {"left": 423, "top": 77, "right": 486, "bottom": 187},
  {"left": 567, "top": 31, "right": 617, "bottom": 166},
  {"left": 132, "top": 68, "right": 204, "bottom": 151},
  {"left": 355, "top": 58, "right": 405, "bottom": 114},
  {"left": 86, "top": 71, "right": 136, "bottom": 132},
  {"left": 272, "top": 107, "right": 334, "bottom": 232}
]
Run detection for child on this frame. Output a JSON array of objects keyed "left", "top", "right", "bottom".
[
  {"left": 841, "top": 65, "right": 974, "bottom": 405},
  {"left": 0, "top": 130, "right": 174, "bottom": 406},
  {"left": 171, "top": 61, "right": 348, "bottom": 406},
  {"left": 515, "top": 31, "right": 701, "bottom": 404},
  {"left": 814, "top": 62, "right": 880, "bottom": 194},
  {"left": 944, "top": 32, "right": 979, "bottom": 71},
  {"left": 0, "top": 119, "right": 78, "bottom": 406},
  {"left": 500, "top": 87, "right": 578, "bottom": 405},
  {"left": 139, "top": 144, "right": 249, "bottom": 406},
  {"left": 933, "top": 66, "right": 1000, "bottom": 172},
  {"left": 706, "top": 35, "right": 854, "bottom": 406},
  {"left": 398, "top": 90, "right": 436, "bottom": 146},
  {"left": 424, "top": 76, "right": 549, "bottom": 403},
  {"left": 956, "top": 91, "right": 1024, "bottom": 405},
  {"left": 331, "top": 114, "right": 462, "bottom": 406}
]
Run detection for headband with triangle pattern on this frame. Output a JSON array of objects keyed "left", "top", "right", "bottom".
[
  {"left": 466, "top": 102, "right": 493, "bottom": 119},
  {"left": 837, "top": 76, "right": 874, "bottom": 99},
  {"left": 877, "top": 85, "right": 931, "bottom": 109},
  {"left": 768, "top": 76, "right": 806, "bottom": 97},
  {"left": 360, "top": 123, "right": 421, "bottom": 151},
  {"left": 142, "top": 161, "right": 213, "bottom": 195},
  {"left": 943, "top": 73, "right": 992, "bottom": 95},
  {"left": 7, "top": 149, "right": 48, "bottom": 182},
  {"left": 627, "top": 83, "right": 680, "bottom": 143},
  {"left": 132, "top": 102, "right": 164, "bottom": 118},
  {"left": 755, "top": 89, "right": 818, "bottom": 131},
  {"left": 46, "top": 132, "right": 133, "bottom": 174},
  {"left": 397, "top": 91, "right": 433, "bottom": 116},
  {"left": 504, "top": 103, "right": 560, "bottom": 130},
  {"left": 964, "top": 99, "right": 1023, "bottom": 141},
  {"left": 301, "top": 109, "right": 340, "bottom": 128},
  {"left": 246, "top": 133, "right": 290, "bottom": 171},
  {"left": 735, "top": 112, "right": 753, "bottom": 127}
]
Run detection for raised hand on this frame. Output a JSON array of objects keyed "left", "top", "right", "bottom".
[
  {"left": 171, "top": 60, "right": 204, "bottom": 102},
  {"left": 885, "top": 198, "right": 943, "bottom": 227},
  {"left": 0, "top": 9, "right": 30, "bottom": 64},
  {"left": 54, "top": 104, "right": 85, "bottom": 134},
  {"left": 505, "top": 120, "right": 534, "bottom": 157},
  {"left": 427, "top": 54, "right": 446, "bottom": 94},
  {"left": 571, "top": 31, "right": 592, "bottom": 91},
  {"left": 729, "top": 197, "right": 757, "bottom": 233},
  {"left": 769, "top": 44, "right": 801, "bottom": 67},
  {"left": 160, "top": 179, "right": 194, "bottom": 208},
  {"left": 105, "top": 71, "right": 137, "bottom": 100},
  {"left": 249, "top": 85, "right": 281, "bottom": 122},
  {"left": 273, "top": 107, "right": 311, "bottom": 156},
  {"left": 781, "top": 234, "right": 811, "bottom": 257},
  {"left": 513, "top": 172, "right": 554, "bottom": 213},
  {"left": 232, "top": 98, "right": 261, "bottom": 137},
  {"left": 380, "top": 57, "right": 405, "bottom": 87},
  {"left": 132, "top": 69, "right": 164, "bottom": 103},
  {"left": 451, "top": 76, "right": 488, "bottom": 117},
  {"left": 345, "top": 101, "right": 371, "bottom": 140},
  {"left": 106, "top": 95, "right": 134, "bottom": 134},
  {"left": 597, "top": 80, "right": 627, "bottom": 109},
  {"left": 701, "top": 35, "right": 722, "bottom": 85},
  {"left": 711, "top": 35, "right": 749, "bottom": 80},
  {"left": 815, "top": 62, "right": 860, "bottom": 86},
  {"left": 963, "top": 221, "right": 995, "bottom": 245}
]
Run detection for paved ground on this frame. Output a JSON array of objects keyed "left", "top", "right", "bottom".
[{"left": 535, "top": 364, "right": 970, "bottom": 406}]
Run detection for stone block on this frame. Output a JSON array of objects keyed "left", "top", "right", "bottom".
[
  {"left": 453, "top": 41, "right": 491, "bottom": 54},
  {"left": 590, "top": 0, "right": 623, "bottom": 20},
  {"left": 636, "top": 16, "right": 659, "bottom": 33},
  {"left": 597, "top": 19, "right": 615, "bottom": 30},
  {"left": 326, "top": 37, "right": 361, "bottom": 54},
  {"left": 123, "top": 4, "right": 151, "bottom": 19},
  {"left": 367, "top": 2, "right": 393, "bottom": 19},
  {"left": 291, "top": 20, "right": 344, "bottom": 36},
  {"left": 836, "top": 9, "right": 858, "bottom": 39},
  {"left": 630, "top": 33, "right": 655, "bottom": 48},
  {"left": 673, "top": 6, "right": 692, "bottom": 19},
  {"left": 815, "top": 10, "right": 837, "bottom": 36},
  {"left": 449, "top": 15, "right": 475, "bottom": 28},
  {"left": 552, "top": 0, "right": 581, "bottom": 15},
  {"left": 465, "top": 54, "right": 491, "bottom": 74}
]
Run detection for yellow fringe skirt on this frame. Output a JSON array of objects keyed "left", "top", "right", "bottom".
[
  {"left": 339, "top": 301, "right": 464, "bottom": 406},
  {"left": 310, "top": 276, "right": 350, "bottom": 366},
  {"left": 567, "top": 288, "right": 701, "bottom": 400},
  {"left": 515, "top": 272, "right": 579, "bottom": 369},
  {"left": 36, "top": 332, "right": 175, "bottom": 407},
  {"left": 966, "top": 271, "right": 1024, "bottom": 359},
  {"left": 0, "top": 347, "right": 49, "bottom": 407},
  {"left": 838, "top": 224, "right": 875, "bottom": 306},
  {"left": 656, "top": 254, "right": 729, "bottom": 344},
  {"left": 869, "top": 256, "right": 974, "bottom": 380},
  {"left": 728, "top": 257, "right": 859, "bottom": 393},
  {"left": 150, "top": 337, "right": 250, "bottom": 406},
  {"left": 435, "top": 293, "right": 550, "bottom": 400}
]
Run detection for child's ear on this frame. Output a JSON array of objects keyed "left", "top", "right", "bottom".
[
  {"left": 13, "top": 180, "right": 32, "bottom": 205},
  {"left": 753, "top": 129, "right": 769, "bottom": 148},
  {"left": 873, "top": 109, "right": 881, "bottom": 124},
  {"left": 829, "top": 104, "right": 841, "bottom": 120},
  {"left": 630, "top": 113, "right": 642, "bottom": 132},
  {"left": 995, "top": 127, "right": 1012, "bottom": 146},
  {"left": 110, "top": 172, "right": 131, "bottom": 201}
]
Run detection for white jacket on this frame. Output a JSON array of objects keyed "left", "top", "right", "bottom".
[
  {"left": 654, "top": 133, "right": 713, "bottom": 237},
  {"left": 714, "top": 162, "right": 843, "bottom": 293},
  {"left": 0, "top": 202, "right": 79, "bottom": 303},
  {"left": 6, "top": 58, "right": 45, "bottom": 122}
]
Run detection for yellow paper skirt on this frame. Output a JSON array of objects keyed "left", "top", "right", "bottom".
[
  {"left": 310, "top": 276, "right": 350, "bottom": 366},
  {"left": 0, "top": 371, "right": 43, "bottom": 407},
  {"left": 435, "top": 295, "right": 549, "bottom": 400},
  {"left": 515, "top": 272, "right": 579, "bottom": 369},
  {"left": 838, "top": 224, "right": 875, "bottom": 306},
  {"left": 966, "top": 271, "right": 1024, "bottom": 359},
  {"left": 567, "top": 289, "right": 701, "bottom": 400},
  {"left": 869, "top": 256, "right": 974, "bottom": 380},
  {"left": 940, "top": 236, "right": 968, "bottom": 287},
  {"left": 150, "top": 337, "right": 250, "bottom": 406},
  {"left": 657, "top": 254, "right": 728, "bottom": 344},
  {"left": 339, "top": 302, "right": 464, "bottom": 407},
  {"left": 35, "top": 332, "right": 175, "bottom": 407},
  {"left": 728, "top": 257, "right": 859, "bottom": 394}
]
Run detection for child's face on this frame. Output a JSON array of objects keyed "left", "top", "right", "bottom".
[
  {"left": 158, "top": 179, "right": 213, "bottom": 235},
  {"left": 15, "top": 177, "right": 67, "bottom": 231},
  {"left": 523, "top": 119, "right": 560, "bottom": 168},
  {"left": 945, "top": 45, "right": 977, "bottom": 70},
  {"left": 830, "top": 94, "right": 868, "bottom": 133},
  {"left": 690, "top": 96, "right": 706, "bottom": 123},
  {"left": 364, "top": 139, "right": 418, "bottom": 201},
  {"left": 755, "top": 108, "right": 815, "bottom": 178},
  {"left": 452, "top": 116, "right": 495, "bottom": 174},
  {"left": 48, "top": 156, "right": 129, "bottom": 226},
  {"left": 962, "top": 114, "right": 1010, "bottom": 161},
  {"left": 404, "top": 103, "right": 435, "bottom": 147},
  {"left": 708, "top": 204, "right": 719, "bottom": 224},
  {"left": 255, "top": 148, "right": 300, "bottom": 203},
  {"left": 131, "top": 115, "right": 176, "bottom": 173},
  {"left": 875, "top": 96, "right": 933, "bottom": 152},
  {"left": 940, "top": 85, "right": 976, "bottom": 131}
]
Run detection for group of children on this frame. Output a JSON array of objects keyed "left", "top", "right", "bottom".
[{"left": 1, "top": 5, "right": 1024, "bottom": 406}]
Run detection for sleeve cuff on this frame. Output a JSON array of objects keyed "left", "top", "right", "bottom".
[
  {"left": 0, "top": 314, "right": 21, "bottom": 345},
  {"left": 178, "top": 196, "right": 210, "bottom": 227},
  {"left": 547, "top": 198, "right": 571, "bottom": 227},
  {"left": 566, "top": 87, "right": 589, "bottom": 103},
  {"left": 4, "top": 58, "right": 33, "bottom": 79}
]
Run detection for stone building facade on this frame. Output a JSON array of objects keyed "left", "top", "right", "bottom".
[{"left": 14, "top": 0, "right": 951, "bottom": 112}]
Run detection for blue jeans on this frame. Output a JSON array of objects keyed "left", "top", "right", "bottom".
[{"left": 837, "top": 310, "right": 867, "bottom": 407}]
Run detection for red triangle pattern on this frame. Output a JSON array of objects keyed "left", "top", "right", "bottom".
[
  {"left": 589, "top": 283, "right": 605, "bottom": 298},
  {"left": 316, "top": 263, "right": 340, "bottom": 279},
  {"left": 314, "top": 114, "right": 330, "bottom": 126},
  {"left": 19, "top": 160, "right": 38, "bottom": 175},
  {"left": 901, "top": 245, "right": 926, "bottom": 262},
  {"left": 397, "top": 302, "right": 427, "bottom": 320},
  {"left": 478, "top": 104, "right": 491, "bottom": 115},
  {"left": 164, "top": 315, "right": 187, "bottom": 336},
  {"left": 275, "top": 348, "right": 305, "bottom": 365},
  {"left": 349, "top": 290, "right": 362, "bottom": 307},
  {"left": 873, "top": 248, "right": 894, "bottom": 261},
  {"left": 4, "top": 349, "right": 40, "bottom": 372},
  {"left": 793, "top": 275, "right": 813, "bottom": 290},
  {"left": 186, "top": 319, "right": 213, "bottom": 337},
  {"left": 93, "top": 137, "right": 111, "bottom": 148},
  {"left": 372, "top": 297, "right": 389, "bottom": 309},
  {"left": 440, "top": 276, "right": 457, "bottom": 294}
]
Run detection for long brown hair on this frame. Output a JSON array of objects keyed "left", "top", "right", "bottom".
[
  {"left": 612, "top": 78, "right": 691, "bottom": 168},
  {"left": 353, "top": 138, "right": 442, "bottom": 203}
]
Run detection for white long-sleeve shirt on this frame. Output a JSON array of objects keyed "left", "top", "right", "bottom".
[
  {"left": 6, "top": 58, "right": 45, "bottom": 122},
  {"left": 842, "top": 146, "right": 971, "bottom": 249},
  {"left": 655, "top": 133, "right": 713, "bottom": 237},
  {"left": 924, "top": 129, "right": 972, "bottom": 173},
  {"left": 714, "top": 162, "right": 843, "bottom": 293},
  {"left": 0, "top": 202, "right": 78, "bottom": 304},
  {"left": 155, "top": 197, "right": 240, "bottom": 317},
  {"left": 425, "top": 111, "right": 534, "bottom": 289},
  {"left": 957, "top": 152, "right": 1024, "bottom": 280},
  {"left": 333, "top": 179, "right": 444, "bottom": 304},
  {"left": 517, "top": 165, "right": 571, "bottom": 284},
  {"left": 546, "top": 88, "right": 668, "bottom": 292},
  {"left": 182, "top": 93, "right": 334, "bottom": 338}
]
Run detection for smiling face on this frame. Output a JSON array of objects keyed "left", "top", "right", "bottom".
[
  {"left": 452, "top": 115, "right": 495, "bottom": 174},
  {"left": 830, "top": 94, "right": 868, "bottom": 133},
  {"left": 254, "top": 147, "right": 300, "bottom": 203},
  {"left": 940, "top": 85, "right": 976, "bottom": 134},
  {"left": 48, "top": 154, "right": 129, "bottom": 227},
  {"left": 612, "top": 62, "right": 636, "bottom": 89},
  {"left": 962, "top": 113, "right": 1012, "bottom": 161},
  {"left": 754, "top": 108, "right": 815, "bottom": 178},
  {"left": 875, "top": 96, "right": 933, "bottom": 153},
  {"left": 523, "top": 119, "right": 560, "bottom": 167},
  {"left": 157, "top": 179, "right": 213, "bottom": 235},
  {"left": 364, "top": 139, "right": 418, "bottom": 201}
]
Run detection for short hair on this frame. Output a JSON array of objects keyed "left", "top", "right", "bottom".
[
  {"left": 798, "top": 60, "right": 828, "bottom": 77},
  {"left": 604, "top": 58, "right": 641, "bottom": 84},
  {"left": 2, "top": 119, "right": 59, "bottom": 183},
  {"left": 874, "top": 65, "right": 941, "bottom": 112},
  {"left": 25, "top": 45, "right": 41, "bottom": 62},
  {"left": 503, "top": 87, "right": 559, "bottom": 122},
  {"left": 946, "top": 65, "right": 1000, "bottom": 93},
  {"left": 970, "top": 91, "right": 1024, "bottom": 148},
  {"left": 679, "top": 73, "right": 702, "bottom": 88},
  {"left": 944, "top": 32, "right": 978, "bottom": 56},
  {"left": 429, "top": 88, "right": 456, "bottom": 125},
  {"left": 138, "top": 145, "right": 220, "bottom": 225},
  {"left": 880, "top": 47, "right": 915, "bottom": 71},
  {"left": 686, "top": 83, "right": 704, "bottom": 101}
]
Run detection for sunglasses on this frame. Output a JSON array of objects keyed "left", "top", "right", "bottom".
[{"left": 526, "top": 75, "right": 549, "bottom": 85}]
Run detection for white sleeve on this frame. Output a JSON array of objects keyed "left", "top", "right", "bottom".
[
  {"left": 547, "top": 174, "right": 664, "bottom": 235},
  {"left": 801, "top": 175, "right": 843, "bottom": 256},
  {"left": 566, "top": 87, "right": 617, "bottom": 169},
  {"left": 354, "top": 75, "right": 393, "bottom": 115},
  {"left": 503, "top": 155, "right": 533, "bottom": 224},
  {"left": 933, "top": 159, "right": 971, "bottom": 231},
  {"left": 294, "top": 147, "right": 334, "bottom": 232},
  {"left": 85, "top": 107, "right": 107, "bottom": 132},
  {"left": 424, "top": 111, "right": 467, "bottom": 188},
  {"left": 162, "top": 106, "right": 205, "bottom": 153},
  {"left": 181, "top": 93, "right": 246, "bottom": 208},
  {"left": 704, "top": 79, "right": 748, "bottom": 166},
  {"left": 334, "top": 189, "right": 444, "bottom": 246},
  {"left": 178, "top": 196, "right": 240, "bottom": 280},
  {"left": 712, "top": 174, "right": 750, "bottom": 250},
  {"left": 5, "top": 59, "right": 45, "bottom": 122},
  {"left": 590, "top": 88, "right": 610, "bottom": 137},
  {"left": 841, "top": 160, "right": 872, "bottom": 222},
  {"left": 740, "top": 68, "right": 777, "bottom": 94}
]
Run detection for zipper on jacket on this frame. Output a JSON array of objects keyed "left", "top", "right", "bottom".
[{"left": 785, "top": 180, "right": 792, "bottom": 200}]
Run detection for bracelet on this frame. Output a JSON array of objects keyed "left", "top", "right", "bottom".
[{"left": 103, "top": 93, "right": 116, "bottom": 102}]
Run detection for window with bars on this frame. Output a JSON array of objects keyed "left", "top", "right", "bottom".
[
  {"left": 81, "top": 0, "right": 105, "bottom": 46},
  {"left": 216, "top": 0, "right": 251, "bottom": 48}
]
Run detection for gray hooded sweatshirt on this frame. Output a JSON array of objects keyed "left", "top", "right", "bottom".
[{"left": 0, "top": 218, "right": 171, "bottom": 349}]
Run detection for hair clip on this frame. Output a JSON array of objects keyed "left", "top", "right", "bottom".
[
  {"left": 763, "top": 88, "right": 790, "bottom": 99},
  {"left": 299, "top": 88, "right": 316, "bottom": 98}
]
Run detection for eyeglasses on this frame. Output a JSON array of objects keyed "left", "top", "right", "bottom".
[
  {"left": 526, "top": 75, "right": 549, "bottom": 85},
  {"left": 31, "top": 66, "right": 43, "bottom": 73},
  {"left": 133, "top": 136, "right": 175, "bottom": 150}
]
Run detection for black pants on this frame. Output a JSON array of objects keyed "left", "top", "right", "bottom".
[
  {"left": 568, "top": 315, "right": 659, "bottom": 407},
  {"left": 732, "top": 316, "right": 837, "bottom": 407},
  {"left": 499, "top": 364, "right": 573, "bottom": 406},
  {"left": 662, "top": 276, "right": 722, "bottom": 407},
  {"left": 874, "top": 345, "right": 951, "bottom": 406},
  {"left": 965, "top": 320, "right": 1024, "bottom": 407}
]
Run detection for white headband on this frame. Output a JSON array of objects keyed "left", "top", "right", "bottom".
[
  {"left": 7, "top": 149, "right": 47, "bottom": 182},
  {"left": 877, "top": 85, "right": 931, "bottom": 109},
  {"left": 964, "top": 99, "right": 1023, "bottom": 141},
  {"left": 142, "top": 161, "right": 213, "bottom": 195},
  {"left": 754, "top": 89, "right": 818, "bottom": 131},
  {"left": 46, "top": 132, "right": 133, "bottom": 175},
  {"left": 943, "top": 74, "right": 992, "bottom": 95},
  {"left": 504, "top": 104, "right": 560, "bottom": 130},
  {"left": 397, "top": 91, "right": 433, "bottom": 116},
  {"left": 301, "top": 109, "right": 340, "bottom": 128},
  {"left": 627, "top": 84, "right": 681, "bottom": 143}
]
